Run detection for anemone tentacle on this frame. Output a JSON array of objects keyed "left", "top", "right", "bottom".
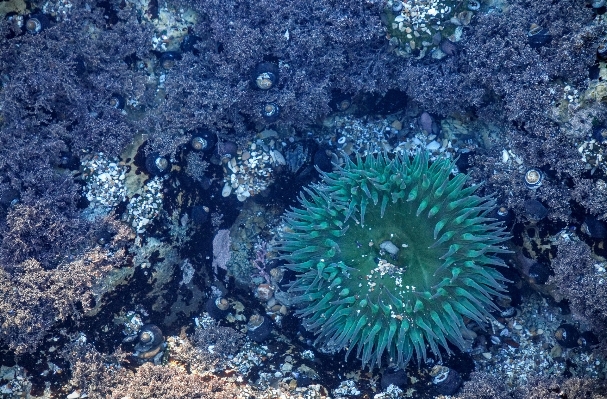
[{"left": 278, "top": 151, "right": 510, "bottom": 370}]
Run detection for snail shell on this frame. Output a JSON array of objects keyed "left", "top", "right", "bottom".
[{"left": 134, "top": 324, "right": 164, "bottom": 359}]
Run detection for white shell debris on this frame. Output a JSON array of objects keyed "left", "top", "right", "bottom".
[
  {"left": 380, "top": 240, "right": 400, "bottom": 255},
  {"left": 222, "top": 137, "right": 286, "bottom": 202},
  {"left": 81, "top": 153, "right": 127, "bottom": 210},
  {"left": 426, "top": 140, "right": 441, "bottom": 150},
  {"left": 126, "top": 177, "right": 164, "bottom": 234},
  {"left": 222, "top": 183, "right": 232, "bottom": 197}
]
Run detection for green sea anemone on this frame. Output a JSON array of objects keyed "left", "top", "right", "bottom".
[{"left": 278, "top": 151, "right": 510, "bottom": 369}]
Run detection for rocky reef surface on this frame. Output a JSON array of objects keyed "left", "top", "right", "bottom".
[{"left": 1, "top": 0, "right": 607, "bottom": 398}]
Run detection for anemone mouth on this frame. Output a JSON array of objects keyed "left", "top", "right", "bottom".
[{"left": 278, "top": 151, "right": 511, "bottom": 370}]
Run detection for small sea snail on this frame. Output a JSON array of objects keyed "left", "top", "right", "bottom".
[
  {"left": 191, "top": 136, "right": 208, "bottom": 151},
  {"left": 555, "top": 324, "right": 580, "bottom": 348},
  {"left": 330, "top": 93, "right": 352, "bottom": 112},
  {"left": 216, "top": 141, "right": 238, "bottom": 158},
  {"left": 466, "top": 0, "right": 481, "bottom": 11},
  {"left": 109, "top": 93, "right": 125, "bottom": 110},
  {"left": 25, "top": 14, "right": 49, "bottom": 34},
  {"left": 431, "top": 365, "right": 462, "bottom": 395},
  {"left": 381, "top": 368, "right": 408, "bottom": 390},
  {"left": 524, "top": 169, "right": 543, "bottom": 189},
  {"left": 269, "top": 267, "right": 284, "bottom": 284},
  {"left": 190, "top": 205, "right": 210, "bottom": 224},
  {"left": 189, "top": 129, "right": 217, "bottom": 152},
  {"left": 581, "top": 216, "right": 607, "bottom": 239},
  {"left": 261, "top": 102, "right": 280, "bottom": 122},
  {"left": 528, "top": 262, "right": 553, "bottom": 285},
  {"left": 205, "top": 296, "right": 230, "bottom": 320},
  {"left": 578, "top": 331, "right": 599, "bottom": 349},
  {"left": 134, "top": 324, "right": 164, "bottom": 359},
  {"left": 96, "top": 229, "right": 113, "bottom": 246},
  {"left": 247, "top": 314, "right": 272, "bottom": 343},
  {"left": 523, "top": 199, "right": 548, "bottom": 221},
  {"left": 593, "top": 127, "right": 607, "bottom": 144},
  {"left": 253, "top": 62, "right": 279, "bottom": 90},
  {"left": 492, "top": 205, "right": 514, "bottom": 226},
  {"left": 158, "top": 51, "right": 181, "bottom": 70},
  {"left": 527, "top": 24, "right": 552, "bottom": 48},
  {"left": 255, "top": 283, "right": 274, "bottom": 302},
  {"left": 145, "top": 153, "right": 170, "bottom": 176},
  {"left": 499, "top": 306, "right": 517, "bottom": 318},
  {"left": 392, "top": 1, "right": 404, "bottom": 13},
  {"left": 180, "top": 34, "right": 201, "bottom": 53}
]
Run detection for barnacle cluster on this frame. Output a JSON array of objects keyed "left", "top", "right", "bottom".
[
  {"left": 81, "top": 153, "right": 127, "bottom": 212},
  {"left": 325, "top": 114, "right": 476, "bottom": 162},
  {"left": 221, "top": 134, "right": 286, "bottom": 202},
  {"left": 577, "top": 137, "right": 607, "bottom": 175},
  {"left": 126, "top": 177, "right": 164, "bottom": 233},
  {"left": 125, "top": 0, "right": 197, "bottom": 51},
  {"left": 278, "top": 151, "right": 510, "bottom": 369},
  {"left": 384, "top": 0, "right": 478, "bottom": 59}
]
